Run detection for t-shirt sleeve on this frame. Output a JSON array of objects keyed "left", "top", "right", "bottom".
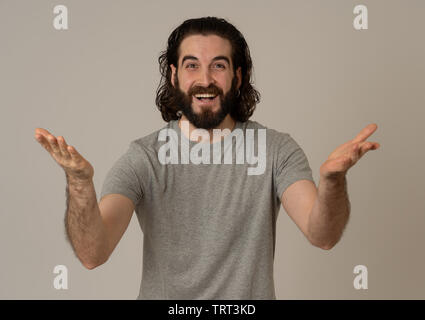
[
  {"left": 99, "top": 143, "right": 144, "bottom": 208},
  {"left": 274, "top": 133, "right": 315, "bottom": 202}
]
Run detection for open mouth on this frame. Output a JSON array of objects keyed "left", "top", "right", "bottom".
[{"left": 194, "top": 94, "right": 218, "bottom": 101}]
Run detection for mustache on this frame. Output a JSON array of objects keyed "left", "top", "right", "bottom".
[{"left": 188, "top": 84, "right": 223, "bottom": 96}]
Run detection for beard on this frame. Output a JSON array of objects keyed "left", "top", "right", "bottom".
[{"left": 171, "top": 74, "right": 239, "bottom": 129}]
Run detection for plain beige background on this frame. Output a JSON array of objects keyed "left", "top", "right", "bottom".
[{"left": 1, "top": 0, "right": 424, "bottom": 299}]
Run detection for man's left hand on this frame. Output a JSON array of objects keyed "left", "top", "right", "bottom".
[{"left": 320, "top": 123, "right": 380, "bottom": 180}]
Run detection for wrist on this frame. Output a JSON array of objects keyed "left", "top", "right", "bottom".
[
  {"left": 66, "top": 173, "right": 93, "bottom": 189},
  {"left": 320, "top": 172, "right": 346, "bottom": 184}
]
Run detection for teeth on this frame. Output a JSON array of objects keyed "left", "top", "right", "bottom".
[{"left": 195, "top": 94, "right": 217, "bottom": 98}]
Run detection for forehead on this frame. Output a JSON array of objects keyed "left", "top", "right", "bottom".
[{"left": 178, "top": 34, "right": 233, "bottom": 65}]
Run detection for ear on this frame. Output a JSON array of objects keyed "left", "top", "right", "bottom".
[
  {"left": 170, "top": 64, "right": 177, "bottom": 88},
  {"left": 236, "top": 67, "right": 242, "bottom": 90}
]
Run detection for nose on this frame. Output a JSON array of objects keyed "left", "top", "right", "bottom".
[{"left": 196, "top": 67, "right": 215, "bottom": 87}]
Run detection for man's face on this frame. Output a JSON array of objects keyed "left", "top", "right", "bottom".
[{"left": 170, "top": 34, "right": 242, "bottom": 129}]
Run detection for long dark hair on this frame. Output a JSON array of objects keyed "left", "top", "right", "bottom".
[{"left": 155, "top": 17, "right": 260, "bottom": 122}]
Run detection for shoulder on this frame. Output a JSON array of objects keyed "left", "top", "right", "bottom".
[
  {"left": 128, "top": 121, "right": 174, "bottom": 153},
  {"left": 116, "top": 122, "right": 174, "bottom": 171},
  {"left": 243, "top": 120, "right": 309, "bottom": 164},
  {"left": 242, "top": 119, "right": 292, "bottom": 146}
]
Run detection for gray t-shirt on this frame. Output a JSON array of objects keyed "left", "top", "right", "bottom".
[{"left": 100, "top": 119, "right": 315, "bottom": 299}]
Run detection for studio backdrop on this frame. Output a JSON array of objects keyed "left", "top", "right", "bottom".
[{"left": 1, "top": 0, "right": 424, "bottom": 299}]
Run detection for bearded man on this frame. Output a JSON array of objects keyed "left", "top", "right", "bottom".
[{"left": 35, "top": 17, "right": 380, "bottom": 299}]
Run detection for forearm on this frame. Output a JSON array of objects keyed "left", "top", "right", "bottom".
[
  {"left": 65, "top": 174, "right": 110, "bottom": 268},
  {"left": 307, "top": 175, "right": 351, "bottom": 249}
]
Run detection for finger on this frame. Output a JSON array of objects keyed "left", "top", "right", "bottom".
[
  {"left": 35, "top": 128, "right": 62, "bottom": 155},
  {"left": 359, "top": 141, "right": 380, "bottom": 157},
  {"left": 352, "top": 123, "right": 378, "bottom": 144},
  {"left": 57, "top": 136, "right": 71, "bottom": 159},
  {"left": 35, "top": 127, "right": 54, "bottom": 139},
  {"left": 351, "top": 143, "right": 361, "bottom": 163},
  {"left": 372, "top": 142, "right": 380, "bottom": 150},
  {"left": 35, "top": 128, "right": 50, "bottom": 145},
  {"left": 67, "top": 145, "right": 83, "bottom": 161},
  {"left": 47, "top": 135, "right": 61, "bottom": 155},
  {"left": 35, "top": 134, "right": 53, "bottom": 153}
]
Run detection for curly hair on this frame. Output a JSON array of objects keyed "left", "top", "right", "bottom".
[{"left": 155, "top": 16, "right": 260, "bottom": 122}]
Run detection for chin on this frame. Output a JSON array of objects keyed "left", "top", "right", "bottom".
[{"left": 193, "top": 103, "right": 221, "bottom": 113}]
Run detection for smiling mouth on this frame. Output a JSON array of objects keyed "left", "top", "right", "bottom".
[{"left": 194, "top": 93, "right": 218, "bottom": 101}]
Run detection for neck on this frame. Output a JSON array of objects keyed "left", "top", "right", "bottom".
[{"left": 178, "top": 114, "right": 236, "bottom": 143}]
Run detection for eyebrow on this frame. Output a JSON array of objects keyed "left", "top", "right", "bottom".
[{"left": 181, "top": 55, "right": 231, "bottom": 66}]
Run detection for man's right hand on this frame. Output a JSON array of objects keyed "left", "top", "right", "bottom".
[{"left": 34, "top": 128, "right": 94, "bottom": 181}]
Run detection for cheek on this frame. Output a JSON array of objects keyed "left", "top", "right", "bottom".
[
  {"left": 218, "top": 73, "right": 234, "bottom": 91},
  {"left": 183, "top": 82, "right": 193, "bottom": 94},
  {"left": 176, "top": 80, "right": 189, "bottom": 93},
  {"left": 221, "top": 80, "right": 233, "bottom": 93},
  {"left": 178, "top": 76, "right": 193, "bottom": 92}
]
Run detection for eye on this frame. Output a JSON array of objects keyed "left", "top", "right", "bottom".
[
  {"left": 215, "top": 63, "right": 225, "bottom": 69},
  {"left": 186, "top": 63, "right": 197, "bottom": 69}
]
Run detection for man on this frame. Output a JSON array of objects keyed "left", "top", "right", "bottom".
[{"left": 34, "top": 17, "right": 380, "bottom": 299}]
